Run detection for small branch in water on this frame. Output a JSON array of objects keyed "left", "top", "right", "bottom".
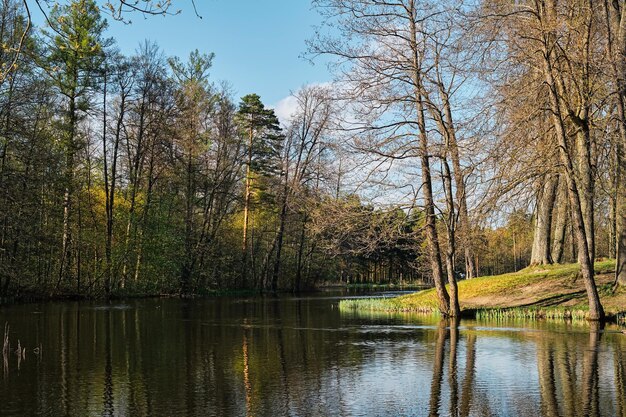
[
  {"left": 3, "top": 323, "right": 10, "bottom": 377},
  {"left": 2, "top": 323, "right": 8, "bottom": 357}
]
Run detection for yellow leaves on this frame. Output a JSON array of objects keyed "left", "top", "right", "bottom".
[
  {"left": 80, "top": 184, "right": 149, "bottom": 221},
  {"left": 81, "top": 186, "right": 107, "bottom": 221},
  {"left": 0, "top": 62, "right": 18, "bottom": 71}
]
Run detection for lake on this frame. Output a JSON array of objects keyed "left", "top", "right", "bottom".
[{"left": 1, "top": 291, "right": 624, "bottom": 416}]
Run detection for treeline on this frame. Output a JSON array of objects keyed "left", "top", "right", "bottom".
[
  {"left": 0, "top": 0, "right": 316, "bottom": 296},
  {"left": 0, "top": 0, "right": 434, "bottom": 298}
]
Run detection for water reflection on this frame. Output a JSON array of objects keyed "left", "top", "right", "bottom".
[
  {"left": 0, "top": 297, "right": 625, "bottom": 416},
  {"left": 428, "top": 320, "right": 480, "bottom": 417}
]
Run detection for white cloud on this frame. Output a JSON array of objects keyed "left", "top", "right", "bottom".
[
  {"left": 272, "top": 95, "right": 299, "bottom": 125},
  {"left": 271, "top": 82, "right": 334, "bottom": 125}
]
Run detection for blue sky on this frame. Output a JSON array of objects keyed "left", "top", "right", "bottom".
[{"left": 104, "top": 0, "right": 332, "bottom": 109}]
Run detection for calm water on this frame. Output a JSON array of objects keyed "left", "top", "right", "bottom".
[{"left": 1, "top": 292, "right": 625, "bottom": 417}]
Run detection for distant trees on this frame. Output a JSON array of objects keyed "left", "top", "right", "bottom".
[{"left": 272, "top": 85, "right": 331, "bottom": 291}]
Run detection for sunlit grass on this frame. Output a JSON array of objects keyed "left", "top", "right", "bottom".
[
  {"left": 339, "top": 260, "right": 624, "bottom": 321},
  {"left": 339, "top": 297, "right": 438, "bottom": 314}
]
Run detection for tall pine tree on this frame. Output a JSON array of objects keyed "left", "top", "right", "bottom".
[
  {"left": 235, "top": 94, "right": 283, "bottom": 288},
  {"left": 42, "top": 0, "right": 109, "bottom": 292}
]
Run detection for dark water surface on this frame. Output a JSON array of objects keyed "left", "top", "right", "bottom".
[{"left": 1, "top": 292, "right": 625, "bottom": 416}]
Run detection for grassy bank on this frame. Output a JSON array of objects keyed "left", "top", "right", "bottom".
[{"left": 339, "top": 260, "right": 626, "bottom": 321}]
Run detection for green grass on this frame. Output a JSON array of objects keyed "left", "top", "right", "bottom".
[
  {"left": 475, "top": 307, "right": 591, "bottom": 321},
  {"left": 338, "top": 260, "right": 624, "bottom": 321},
  {"left": 339, "top": 297, "right": 439, "bottom": 315}
]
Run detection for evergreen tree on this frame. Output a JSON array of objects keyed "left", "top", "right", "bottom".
[
  {"left": 42, "top": 0, "right": 109, "bottom": 291},
  {"left": 235, "top": 93, "right": 283, "bottom": 287}
]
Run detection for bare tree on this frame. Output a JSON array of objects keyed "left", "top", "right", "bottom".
[
  {"left": 604, "top": 0, "right": 626, "bottom": 287},
  {"left": 309, "top": 0, "right": 478, "bottom": 316},
  {"left": 272, "top": 85, "right": 333, "bottom": 291},
  {"left": 481, "top": 0, "right": 605, "bottom": 319}
]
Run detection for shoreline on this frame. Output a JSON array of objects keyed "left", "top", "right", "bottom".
[{"left": 339, "top": 260, "right": 626, "bottom": 324}]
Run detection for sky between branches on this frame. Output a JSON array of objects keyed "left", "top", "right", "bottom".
[{"left": 33, "top": 0, "right": 332, "bottom": 119}]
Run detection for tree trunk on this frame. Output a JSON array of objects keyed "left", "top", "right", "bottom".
[
  {"left": 441, "top": 83, "right": 476, "bottom": 279},
  {"left": 103, "top": 70, "right": 112, "bottom": 296},
  {"left": 442, "top": 155, "right": 460, "bottom": 317},
  {"left": 530, "top": 174, "right": 558, "bottom": 265},
  {"left": 103, "top": 71, "right": 124, "bottom": 295},
  {"left": 541, "top": 24, "right": 604, "bottom": 320},
  {"left": 181, "top": 150, "right": 195, "bottom": 294},
  {"left": 121, "top": 99, "right": 146, "bottom": 284},
  {"left": 576, "top": 125, "right": 596, "bottom": 263},
  {"left": 552, "top": 177, "right": 568, "bottom": 264},
  {"left": 295, "top": 214, "right": 307, "bottom": 292},
  {"left": 58, "top": 94, "right": 77, "bottom": 290},
  {"left": 271, "top": 188, "right": 288, "bottom": 292},
  {"left": 409, "top": 1, "right": 450, "bottom": 316},
  {"left": 241, "top": 127, "right": 253, "bottom": 288},
  {"left": 609, "top": 149, "right": 617, "bottom": 260}
]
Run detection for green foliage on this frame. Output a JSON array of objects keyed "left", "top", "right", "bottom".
[
  {"left": 168, "top": 49, "right": 214, "bottom": 86},
  {"left": 236, "top": 93, "right": 284, "bottom": 176},
  {"left": 44, "top": 0, "right": 109, "bottom": 98}
]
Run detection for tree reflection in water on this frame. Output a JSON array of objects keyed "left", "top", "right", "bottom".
[
  {"left": 0, "top": 297, "right": 625, "bottom": 416},
  {"left": 426, "top": 318, "right": 626, "bottom": 417},
  {"left": 428, "top": 319, "right": 479, "bottom": 417}
]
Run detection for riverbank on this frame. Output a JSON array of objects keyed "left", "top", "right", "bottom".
[
  {"left": 339, "top": 260, "right": 626, "bottom": 322},
  {"left": 0, "top": 288, "right": 264, "bottom": 305}
]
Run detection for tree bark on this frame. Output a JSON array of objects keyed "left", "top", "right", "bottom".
[
  {"left": 417, "top": 90, "right": 450, "bottom": 315},
  {"left": 57, "top": 93, "right": 77, "bottom": 291},
  {"left": 576, "top": 124, "right": 596, "bottom": 264},
  {"left": 241, "top": 126, "right": 253, "bottom": 288},
  {"left": 271, "top": 187, "right": 288, "bottom": 292},
  {"left": 440, "top": 81, "right": 476, "bottom": 279},
  {"left": 530, "top": 174, "right": 558, "bottom": 265},
  {"left": 442, "top": 155, "right": 460, "bottom": 317},
  {"left": 552, "top": 177, "right": 568, "bottom": 264}
]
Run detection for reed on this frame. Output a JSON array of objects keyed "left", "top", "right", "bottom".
[
  {"left": 339, "top": 298, "right": 396, "bottom": 311},
  {"left": 338, "top": 298, "right": 439, "bottom": 315},
  {"left": 475, "top": 307, "right": 591, "bottom": 321}
]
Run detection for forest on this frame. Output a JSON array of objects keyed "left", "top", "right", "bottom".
[{"left": 1, "top": 0, "right": 626, "bottom": 320}]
